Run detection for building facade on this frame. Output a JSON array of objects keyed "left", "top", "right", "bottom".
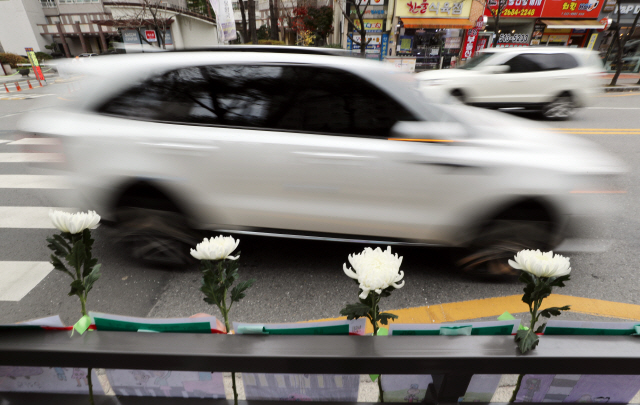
[{"left": 0, "top": 0, "right": 218, "bottom": 57}]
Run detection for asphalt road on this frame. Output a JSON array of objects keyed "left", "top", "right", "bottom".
[{"left": 0, "top": 79, "right": 639, "bottom": 327}]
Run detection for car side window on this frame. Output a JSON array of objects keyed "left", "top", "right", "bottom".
[
  {"left": 99, "top": 65, "right": 278, "bottom": 127},
  {"left": 502, "top": 55, "right": 543, "bottom": 73},
  {"left": 270, "top": 66, "right": 417, "bottom": 137},
  {"left": 551, "top": 54, "right": 580, "bottom": 70}
]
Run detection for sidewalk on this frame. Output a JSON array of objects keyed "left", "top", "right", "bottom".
[{"left": 601, "top": 73, "right": 640, "bottom": 92}]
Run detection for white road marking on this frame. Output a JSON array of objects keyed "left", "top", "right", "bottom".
[
  {"left": 0, "top": 262, "right": 54, "bottom": 301},
  {"left": 0, "top": 153, "right": 63, "bottom": 162},
  {"left": 0, "top": 140, "right": 11, "bottom": 145},
  {"left": 0, "top": 175, "right": 69, "bottom": 189},
  {"left": 0, "top": 207, "right": 73, "bottom": 228},
  {"left": 0, "top": 113, "right": 21, "bottom": 119},
  {"left": 7, "top": 138, "right": 60, "bottom": 145}
]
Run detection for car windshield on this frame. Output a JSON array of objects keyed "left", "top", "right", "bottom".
[{"left": 457, "top": 52, "right": 495, "bottom": 69}]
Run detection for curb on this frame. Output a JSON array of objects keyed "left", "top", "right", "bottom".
[{"left": 603, "top": 86, "right": 640, "bottom": 92}]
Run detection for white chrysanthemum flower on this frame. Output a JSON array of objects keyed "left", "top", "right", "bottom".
[
  {"left": 343, "top": 246, "right": 405, "bottom": 299},
  {"left": 508, "top": 249, "right": 571, "bottom": 278},
  {"left": 49, "top": 210, "right": 100, "bottom": 234},
  {"left": 190, "top": 236, "right": 240, "bottom": 261}
]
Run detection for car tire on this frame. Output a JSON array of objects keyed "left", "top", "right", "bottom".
[
  {"left": 542, "top": 95, "right": 575, "bottom": 121},
  {"left": 115, "top": 207, "right": 199, "bottom": 266},
  {"left": 451, "top": 89, "right": 466, "bottom": 104},
  {"left": 456, "top": 219, "right": 554, "bottom": 279}
]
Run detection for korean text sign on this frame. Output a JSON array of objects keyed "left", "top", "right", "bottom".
[
  {"left": 484, "top": 0, "right": 544, "bottom": 17},
  {"left": 540, "top": 0, "right": 603, "bottom": 18},
  {"left": 396, "top": 0, "right": 473, "bottom": 18}
]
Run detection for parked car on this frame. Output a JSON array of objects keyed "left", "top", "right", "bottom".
[
  {"left": 78, "top": 53, "right": 99, "bottom": 58},
  {"left": 19, "top": 49, "right": 624, "bottom": 276},
  {"left": 416, "top": 47, "right": 605, "bottom": 120}
]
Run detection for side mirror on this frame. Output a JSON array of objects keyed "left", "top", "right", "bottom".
[
  {"left": 480, "top": 65, "right": 510, "bottom": 74},
  {"left": 390, "top": 121, "right": 467, "bottom": 143}
]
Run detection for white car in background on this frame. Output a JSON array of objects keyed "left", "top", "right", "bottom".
[
  {"left": 19, "top": 48, "right": 623, "bottom": 277},
  {"left": 416, "top": 48, "right": 604, "bottom": 120}
]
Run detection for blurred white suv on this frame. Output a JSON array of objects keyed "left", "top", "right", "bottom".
[
  {"left": 20, "top": 48, "right": 623, "bottom": 276},
  {"left": 416, "top": 48, "right": 604, "bottom": 120}
]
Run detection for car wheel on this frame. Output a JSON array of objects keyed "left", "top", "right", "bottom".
[
  {"left": 451, "top": 89, "right": 466, "bottom": 104},
  {"left": 456, "top": 220, "right": 554, "bottom": 279},
  {"left": 542, "top": 95, "right": 575, "bottom": 121},
  {"left": 115, "top": 207, "right": 199, "bottom": 266}
]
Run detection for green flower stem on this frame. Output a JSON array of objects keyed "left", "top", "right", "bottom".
[
  {"left": 509, "top": 373, "right": 524, "bottom": 402},
  {"left": 87, "top": 367, "right": 95, "bottom": 405},
  {"left": 369, "top": 294, "right": 384, "bottom": 403}
]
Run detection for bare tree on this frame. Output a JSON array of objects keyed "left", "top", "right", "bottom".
[
  {"left": 248, "top": 0, "right": 258, "bottom": 42},
  {"left": 269, "top": 0, "right": 280, "bottom": 39},
  {"left": 610, "top": 1, "right": 640, "bottom": 85},
  {"left": 109, "top": 0, "right": 181, "bottom": 49},
  {"left": 336, "top": 0, "right": 370, "bottom": 56},
  {"left": 473, "top": 0, "right": 509, "bottom": 47},
  {"left": 238, "top": 0, "right": 248, "bottom": 42}
]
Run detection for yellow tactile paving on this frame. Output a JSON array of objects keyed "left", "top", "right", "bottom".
[{"left": 314, "top": 294, "right": 640, "bottom": 334}]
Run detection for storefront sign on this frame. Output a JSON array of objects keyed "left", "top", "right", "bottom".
[
  {"left": 602, "top": 0, "right": 616, "bottom": 12},
  {"left": 586, "top": 33, "right": 598, "bottom": 49},
  {"left": 530, "top": 22, "right": 544, "bottom": 44},
  {"left": 164, "top": 30, "right": 173, "bottom": 46},
  {"left": 24, "top": 47, "right": 45, "bottom": 82},
  {"left": 350, "top": 33, "right": 382, "bottom": 49},
  {"left": 353, "top": 19, "right": 384, "bottom": 32},
  {"left": 615, "top": 3, "right": 640, "bottom": 14},
  {"left": 396, "top": 0, "right": 473, "bottom": 18},
  {"left": 460, "top": 29, "right": 478, "bottom": 59},
  {"left": 541, "top": 0, "right": 603, "bottom": 18},
  {"left": 122, "top": 29, "right": 141, "bottom": 45},
  {"left": 444, "top": 36, "right": 463, "bottom": 48},
  {"left": 484, "top": 0, "right": 544, "bottom": 18},
  {"left": 380, "top": 33, "right": 389, "bottom": 60},
  {"left": 350, "top": 6, "right": 387, "bottom": 18},
  {"left": 145, "top": 30, "right": 157, "bottom": 42},
  {"left": 476, "top": 36, "right": 488, "bottom": 51},
  {"left": 358, "top": 0, "right": 385, "bottom": 5},
  {"left": 498, "top": 32, "right": 530, "bottom": 44},
  {"left": 399, "top": 35, "right": 413, "bottom": 52}
]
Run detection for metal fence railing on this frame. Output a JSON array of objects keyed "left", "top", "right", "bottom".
[{"left": 1, "top": 330, "right": 639, "bottom": 404}]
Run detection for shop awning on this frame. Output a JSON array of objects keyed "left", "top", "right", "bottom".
[
  {"left": 400, "top": 18, "right": 475, "bottom": 29},
  {"left": 540, "top": 20, "right": 606, "bottom": 29}
]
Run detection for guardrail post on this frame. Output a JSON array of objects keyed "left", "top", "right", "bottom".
[{"left": 431, "top": 373, "right": 474, "bottom": 402}]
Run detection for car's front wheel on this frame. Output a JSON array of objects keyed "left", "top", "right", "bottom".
[
  {"left": 542, "top": 95, "right": 575, "bottom": 120},
  {"left": 116, "top": 207, "right": 199, "bottom": 266},
  {"left": 457, "top": 220, "right": 554, "bottom": 279}
]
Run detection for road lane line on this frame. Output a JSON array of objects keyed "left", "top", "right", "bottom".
[
  {"left": 313, "top": 294, "right": 640, "bottom": 334},
  {"left": 0, "top": 153, "right": 63, "bottom": 162},
  {"left": 0, "top": 261, "right": 54, "bottom": 301},
  {"left": 0, "top": 207, "right": 73, "bottom": 228},
  {"left": 597, "top": 93, "right": 640, "bottom": 97},
  {"left": 546, "top": 128, "right": 640, "bottom": 131},
  {"left": 0, "top": 175, "right": 69, "bottom": 189},
  {"left": 7, "top": 138, "right": 60, "bottom": 145}
]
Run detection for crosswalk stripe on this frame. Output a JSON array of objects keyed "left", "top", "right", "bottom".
[
  {"left": 7, "top": 138, "right": 60, "bottom": 145},
  {"left": 0, "top": 140, "right": 11, "bottom": 145},
  {"left": 0, "top": 207, "right": 73, "bottom": 228},
  {"left": 0, "top": 175, "right": 69, "bottom": 189},
  {"left": 0, "top": 262, "right": 54, "bottom": 301},
  {"left": 0, "top": 153, "right": 63, "bottom": 162}
]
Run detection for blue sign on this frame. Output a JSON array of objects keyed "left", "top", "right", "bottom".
[
  {"left": 347, "top": 37, "right": 352, "bottom": 50},
  {"left": 380, "top": 33, "right": 389, "bottom": 60}
]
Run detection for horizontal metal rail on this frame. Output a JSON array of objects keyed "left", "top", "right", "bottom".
[{"left": 1, "top": 330, "right": 640, "bottom": 404}]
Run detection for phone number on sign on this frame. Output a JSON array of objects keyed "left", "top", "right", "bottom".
[
  {"left": 501, "top": 8, "right": 537, "bottom": 15},
  {"left": 498, "top": 33, "right": 529, "bottom": 43}
]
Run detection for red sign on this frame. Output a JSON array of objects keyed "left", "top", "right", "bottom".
[
  {"left": 476, "top": 37, "right": 488, "bottom": 52},
  {"left": 540, "top": 0, "right": 603, "bottom": 18},
  {"left": 460, "top": 29, "right": 479, "bottom": 60},
  {"left": 145, "top": 30, "right": 157, "bottom": 42},
  {"left": 484, "top": 0, "right": 545, "bottom": 18}
]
